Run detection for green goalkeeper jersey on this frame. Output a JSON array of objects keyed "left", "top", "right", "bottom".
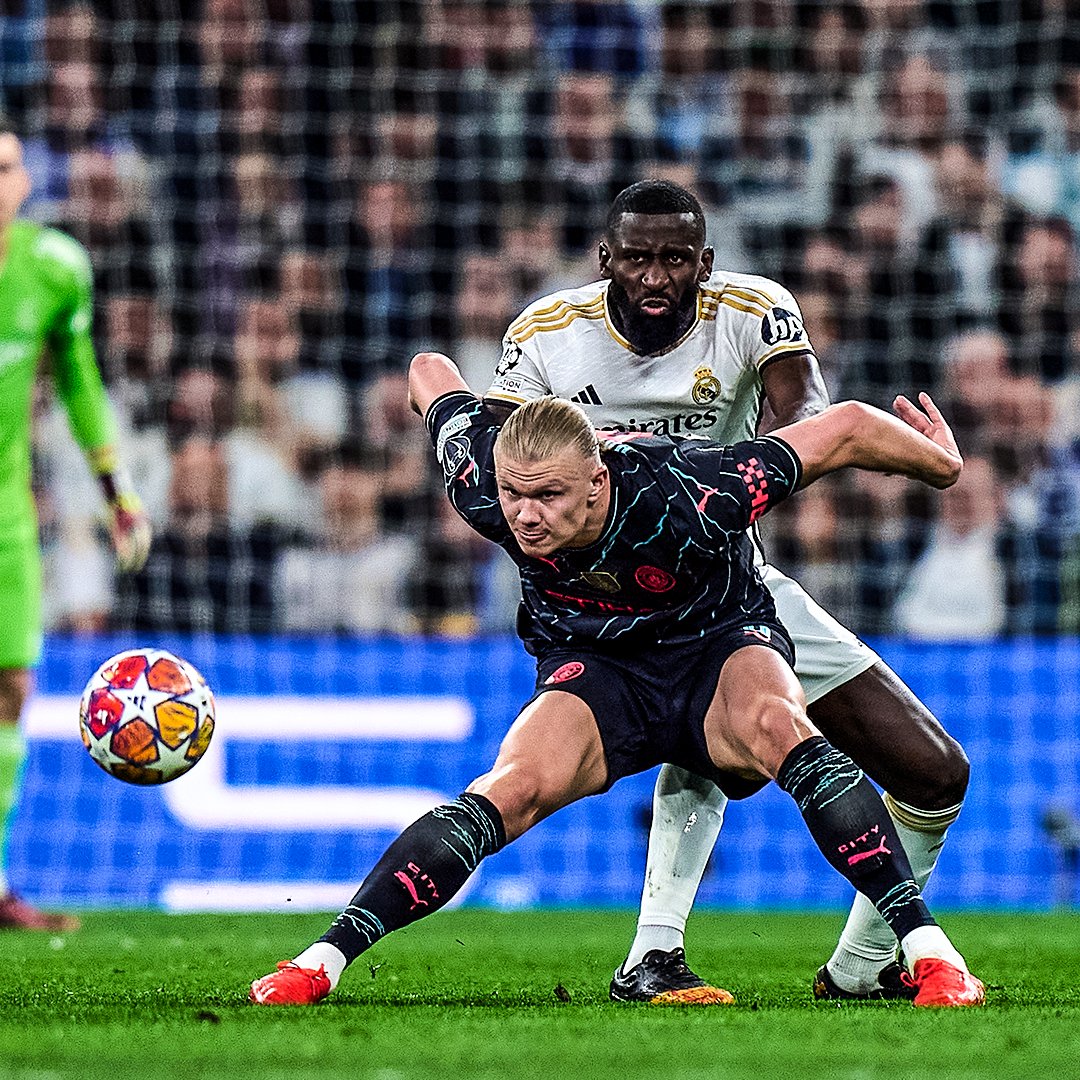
[{"left": 0, "top": 219, "right": 116, "bottom": 543}]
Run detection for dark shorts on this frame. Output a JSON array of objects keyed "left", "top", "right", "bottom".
[{"left": 530, "top": 622, "right": 795, "bottom": 800}]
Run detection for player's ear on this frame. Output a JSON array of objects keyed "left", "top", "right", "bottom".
[
  {"left": 588, "top": 465, "right": 607, "bottom": 502},
  {"left": 698, "top": 246, "right": 714, "bottom": 281},
  {"left": 598, "top": 241, "right": 612, "bottom": 279}
]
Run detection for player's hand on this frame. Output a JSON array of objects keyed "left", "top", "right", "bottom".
[
  {"left": 893, "top": 392, "right": 963, "bottom": 483},
  {"left": 108, "top": 491, "right": 152, "bottom": 573},
  {"left": 893, "top": 392, "right": 960, "bottom": 454}
]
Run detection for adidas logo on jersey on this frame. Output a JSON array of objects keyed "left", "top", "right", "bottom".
[{"left": 570, "top": 384, "right": 602, "bottom": 405}]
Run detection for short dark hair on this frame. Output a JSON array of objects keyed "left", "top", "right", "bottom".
[
  {"left": 0, "top": 115, "right": 17, "bottom": 139},
  {"left": 606, "top": 180, "right": 706, "bottom": 244}
]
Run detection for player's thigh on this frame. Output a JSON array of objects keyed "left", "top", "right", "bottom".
[
  {"left": 467, "top": 690, "right": 608, "bottom": 841},
  {"left": 0, "top": 537, "right": 41, "bottom": 722},
  {"left": 760, "top": 564, "right": 877, "bottom": 704},
  {"left": 703, "top": 645, "right": 814, "bottom": 779},
  {"left": 807, "top": 662, "right": 969, "bottom": 809}
]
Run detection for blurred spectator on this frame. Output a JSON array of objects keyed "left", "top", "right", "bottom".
[
  {"left": 525, "top": 71, "right": 644, "bottom": 255},
  {"left": 232, "top": 67, "right": 287, "bottom": 155},
  {"left": 203, "top": 149, "right": 303, "bottom": 312},
  {"left": 764, "top": 478, "right": 886, "bottom": 634},
  {"left": 919, "top": 133, "right": 1029, "bottom": 327},
  {"left": 624, "top": 3, "right": 732, "bottom": 168},
  {"left": 792, "top": 286, "right": 847, "bottom": 398},
  {"left": 357, "top": 370, "right": 429, "bottom": 530},
  {"left": 996, "top": 215, "right": 1080, "bottom": 381},
  {"left": 499, "top": 206, "right": 595, "bottom": 302},
  {"left": 114, "top": 435, "right": 279, "bottom": 634},
  {"left": 59, "top": 147, "right": 158, "bottom": 311},
  {"left": 278, "top": 247, "right": 344, "bottom": 374},
  {"left": 146, "top": 366, "right": 319, "bottom": 532},
  {"left": 797, "top": 2, "right": 877, "bottom": 119},
  {"left": 233, "top": 295, "right": 347, "bottom": 464},
  {"left": 857, "top": 51, "right": 965, "bottom": 242},
  {"left": 275, "top": 443, "right": 418, "bottom": 634},
  {"left": 939, "top": 329, "right": 1054, "bottom": 482},
  {"left": 101, "top": 293, "right": 174, "bottom": 430},
  {"left": 428, "top": 2, "right": 540, "bottom": 255},
  {"left": 21, "top": 57, "right": 139, "bottom": 220},
  {"left": 42, "top": 2, "right": 97, "bottom": 66},
  {"left": 893, "top": 456, "right": 1009, "bottom": 639},
  {"left": 834, "top": 173, "right": 956, "bottom": 404},
  {"left": 342, "top": 176, "right": 452, "bottom": 377},
  {"left": 710, "top": 53, "right": 827, "bottom": 235},
  {"left": 534, "top": 0, "right": 652, "bottom": 78},
  {"left": 453, "top": 251, "right": 519, "bottom": 391},
  {"left": 0, "top": 0, "right": 44, "bottom": 114},
  {"left": 410, "top": 495, "right": 504, "bottom": 636},
  {"left": 1002, "top": 65, "right": 1080, "bottom": 228}
]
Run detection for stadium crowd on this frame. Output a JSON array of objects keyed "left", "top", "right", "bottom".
[{"left": 3, "top": 0, "right": 1079, "bottom": 639}]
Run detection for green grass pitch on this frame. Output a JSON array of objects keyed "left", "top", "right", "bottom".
[{"left": 0, "top": 909, "right": 1077, "bottom": 1080}]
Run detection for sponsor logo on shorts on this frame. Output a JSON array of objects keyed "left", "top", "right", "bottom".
[
  {"left": 545, "top": 661, "right": 585, "bottom": 684},
  {"left": 635, "top": 565, "right": 676, "bottom": 593},
  {"left": 741, "top": 624, "right": 773, "bottom": 643}
]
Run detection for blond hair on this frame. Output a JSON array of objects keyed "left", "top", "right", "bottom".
[{"left": 494, "top": 396, "right": 600, "bottom": 465}]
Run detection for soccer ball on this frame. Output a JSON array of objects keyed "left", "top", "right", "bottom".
[{"left": 79, "top": 649, "right": 216, "bottom": 785}]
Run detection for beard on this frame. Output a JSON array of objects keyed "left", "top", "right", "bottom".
[{"left": 607, "top": 281, "right": 699, "bottom": 356}]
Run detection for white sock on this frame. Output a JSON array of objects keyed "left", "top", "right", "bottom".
[
  {"left": 826, "top": 796, "right": 962, "bottom": 992},
  {"left": 900, "top": 924, "right": 968, "bottom": 973},
  {"left": 623, "top": 765, "right": 727, "bottom": 971},
  {"left": 292, "top": 942, "right": 348, "bottom": 990}
]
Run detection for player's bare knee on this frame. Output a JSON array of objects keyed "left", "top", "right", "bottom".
[
  {"left": 467, "top": 764, "right": 555, "bottom": 842},
  {"left": 912, "top": 739, "right": 969, "bottom": 810},
  {"left": 746, "top": 695, "right": 816, "bottom": 777},
  {"left": 0, "top": 669, "right": 30, "bottom": 725}
]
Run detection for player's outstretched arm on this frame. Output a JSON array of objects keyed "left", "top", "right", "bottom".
[
  {"left": 775, "top": 394, "right": 962, "bottom": 490},
  {"left": 408, "top": 351, "right": 473, "bottom": 417}
]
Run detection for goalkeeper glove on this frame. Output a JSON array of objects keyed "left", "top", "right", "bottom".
[{"left": 108, "top": 489, "right": 151, "bottom": 572}]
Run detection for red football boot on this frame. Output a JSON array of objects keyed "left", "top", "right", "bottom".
[
  {"left": 249, "top": 961, "right": 332, "bottom": 1006},
  {"left": 0, "top": 892, "right": 80, "bottom": 932},
  {"left": 903, "top": 958, "right": 985, "bottom": 1007}
]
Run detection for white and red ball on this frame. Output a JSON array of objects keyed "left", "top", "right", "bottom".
[{"left": 79, "top": 649, "right": 215, "bottom": 785}]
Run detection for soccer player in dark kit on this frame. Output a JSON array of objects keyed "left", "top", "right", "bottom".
[{"left": 249, "top": 351, "right": 984, "bottom": 1009}]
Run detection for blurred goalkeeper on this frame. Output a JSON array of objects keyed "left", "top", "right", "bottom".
[
  {"left": 250, "top": 351, "right": 984, "bottom": 1009},
  {"left": 0, "top": 119, "right": 150, "bottom": 930}
]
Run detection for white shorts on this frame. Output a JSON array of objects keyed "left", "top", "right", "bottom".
[{"left": 759, "top": 563, "right": 879, "bottom": 705}]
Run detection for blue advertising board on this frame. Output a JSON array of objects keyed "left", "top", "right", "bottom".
[{"left": 10, "top": 634, "right": 1080, "bottom": 911}]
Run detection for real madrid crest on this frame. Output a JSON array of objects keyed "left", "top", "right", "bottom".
[{"left": 692, "top": 366, "right": 720, "bottom": 405}]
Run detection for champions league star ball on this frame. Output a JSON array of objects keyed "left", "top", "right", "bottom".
[{"left": 79, "top": 649, "right": 216, "bottom": 785}]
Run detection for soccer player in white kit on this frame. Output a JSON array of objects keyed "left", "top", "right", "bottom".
[{"left": 484, "top": 180, "right": 970, "bottom": 1003}]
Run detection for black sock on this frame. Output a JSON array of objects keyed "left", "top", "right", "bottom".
[
  {"left": 777, "top": 736, "right": 936, "bottom": 943},
  {"left": 320, "top": 792, "right": 506, "bottom": 964}
]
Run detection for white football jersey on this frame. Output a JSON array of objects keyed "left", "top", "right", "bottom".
[{"left": 484, "top": 270, "right": 815, "bottom": 446}]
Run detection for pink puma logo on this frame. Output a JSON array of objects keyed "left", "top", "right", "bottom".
[
  {"left": 394, "top": 870, "right": 428, "bottom": 909},
  {"left": 846, "top": 836, "right": 892, "bottom": 866}
]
